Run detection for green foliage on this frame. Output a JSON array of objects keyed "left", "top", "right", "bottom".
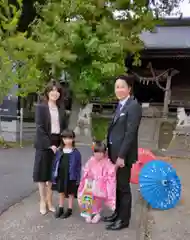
[
  {"left": 0, "top": 0, "right": 185, "bottom": 103},
  {"left": 0, "top": 0, "right": 43, "bottom": 101},
  {"left": 0, "top": 136, "right": 8, "bottom": 148},
  {"left": 92, "top": 116, "right": 110, "bottom": 141},
  {"left": 30, "top": 0, "right": 158, "bottom": 102},
  {"left": 2, "top": 0, "right": 180, "bottom": 103}
]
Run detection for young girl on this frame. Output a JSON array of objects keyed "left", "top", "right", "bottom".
[
  {"left": 52, "top": 129, "right": 81, "bottom": 219},
  {"left": 78, "top": 141, "right": 116, "bottom": 223}
]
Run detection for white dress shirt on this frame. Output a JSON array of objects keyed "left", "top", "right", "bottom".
[
  {"left": 49, "top": 106, "right": 60, "bottom": 134},
  {"left": 118, "top": 95, "right": 130, "bottom": 111}
]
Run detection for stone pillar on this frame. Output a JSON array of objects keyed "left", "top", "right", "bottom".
[{"left": 74, "top": 103, "right": 93, "bottom": 143}]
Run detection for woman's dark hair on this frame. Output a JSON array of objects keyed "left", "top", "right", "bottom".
[
  {"left": 93, "top": 141, "right": 107, "bottom": 154},
  {"left": 60, "top": 129, "right": 75, "bottom": 147},
  {"left": 43, "top": 79, "right": 62, "bottom": 106}
]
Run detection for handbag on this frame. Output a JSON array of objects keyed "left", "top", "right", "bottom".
[{"left": 79, "top": 179, "right": 95, "bottom": 217}]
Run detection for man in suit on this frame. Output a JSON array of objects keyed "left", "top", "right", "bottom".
[{"left": 103, "top": 75, "right": 142, "bottom": 230}]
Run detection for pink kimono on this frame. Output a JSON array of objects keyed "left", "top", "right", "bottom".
[{"left": 78, "top": 156, "right": 116, "bottom": 216}]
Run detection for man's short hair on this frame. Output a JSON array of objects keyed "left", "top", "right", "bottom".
[{"left": 115, "top": 75, "right": 136, "bottom": 88}]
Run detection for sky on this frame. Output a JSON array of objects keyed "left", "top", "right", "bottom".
[
  {"left": 114, "top": 0, "right": 190, "bottom": 19},
  {"left": 180, "top": 0, "right": 190, "bottom": 17},
  {"left": 170, "top": 0, "right": 190, "bottom": 17}
]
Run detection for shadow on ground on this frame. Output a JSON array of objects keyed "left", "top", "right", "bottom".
[
  {"left": 0, "top": 146, "right": 92, "bottom": 215},
  {"left": 0, "top": 185, "right": 140, "bottom": 240}
]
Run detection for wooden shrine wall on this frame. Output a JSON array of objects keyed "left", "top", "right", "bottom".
[{"left": 170, "top": 74, "right": 190, "bottom": 108}]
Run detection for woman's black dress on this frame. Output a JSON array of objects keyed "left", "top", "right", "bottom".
[
  {"left": 33, "top": 134, "right": 60, "bottom": 182},
  {"left": 55, "top": 152, "right": 77, "bottom": 197}
]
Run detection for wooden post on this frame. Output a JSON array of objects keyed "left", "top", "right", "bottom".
[
  {"left": 163, "top": 69, "right": 179, "bottom": 118},
  {"left": 163, "top": 73, "right": 172, "bottom": 118}
]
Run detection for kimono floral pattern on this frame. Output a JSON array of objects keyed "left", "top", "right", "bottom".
[{"left": 78, "top": 156, "right": 116, "bottom": 214}]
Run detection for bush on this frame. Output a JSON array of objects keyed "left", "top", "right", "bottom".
[
  {"left": 0, "top": 136, "right": 9, "bottom": 148},
  {"left": 91, "top": 117, "right": 110, "bottom": 141}
]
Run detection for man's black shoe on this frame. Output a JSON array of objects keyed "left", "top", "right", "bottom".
[
  {"left": 102, "top": 212, "right": 118, "bottom": 223},
  {"left": 106, "top": 219, "right": 129, "bottom": 231}
]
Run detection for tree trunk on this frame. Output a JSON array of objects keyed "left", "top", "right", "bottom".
[{"left": 68, "top": 99, "right": 81, "bottom": 130}]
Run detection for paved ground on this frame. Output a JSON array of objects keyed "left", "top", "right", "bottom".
[
  {"left": 0, "top": 187, "right": 140, "bottom": 240},
  {"left": 0, "top": 147, "right": 36, "bottom": 214},
  {"left": 150, "top": 158, "right": 190, "bottom": 240},
  {"left": 0, "top": 146, "right": 141, "bottom": 240},
  {"left": 0, "top": 146, "right": 92, "bottom": 215},
  {"left": 1, "top": 113, "right": 189, "bottom": 239}
]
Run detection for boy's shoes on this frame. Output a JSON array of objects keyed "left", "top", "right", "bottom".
[
  {"left": 60, "top": 208, "right": 72, "bottom": 219},
  {"left": 55, "top": 206, "right": 64, "bottom": 218}
]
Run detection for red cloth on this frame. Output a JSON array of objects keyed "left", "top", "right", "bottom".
[{"left": 130, "top": 148, "right": 157, "bottom": 184}]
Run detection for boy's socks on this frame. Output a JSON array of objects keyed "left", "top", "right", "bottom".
[
  {"left": 61, "top": 208, "right": 72, "bottom": 219},
  {"left": 55, "top": 206, "right": 64, "bottom": 218}
]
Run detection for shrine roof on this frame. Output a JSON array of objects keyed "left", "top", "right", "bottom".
[{"left": 140, "top": 18, "right": 190, "bottom": 49}]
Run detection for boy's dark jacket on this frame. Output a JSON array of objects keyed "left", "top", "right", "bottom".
[{"left": 52, "top": 148, "right": 81, "bottom": 184}]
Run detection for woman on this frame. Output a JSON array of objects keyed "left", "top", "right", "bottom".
[{"left": 33, "top": 80, "right": 67, "bottom": 215}]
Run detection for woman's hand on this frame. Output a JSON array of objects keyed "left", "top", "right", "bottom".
[{"left": 50, "top": 145, "right": 57, "bottom": 153}]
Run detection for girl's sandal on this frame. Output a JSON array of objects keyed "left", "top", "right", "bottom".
[
  {"left": 85, "top": 216, "right": 92, "bottom": 223},
  {"left": 91, "top": 214, "right": 101, "bottom": 223}
]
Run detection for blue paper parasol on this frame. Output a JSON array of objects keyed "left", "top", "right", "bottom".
[{"left": 139, "top": 160, "right": 181, "bottom": 210}]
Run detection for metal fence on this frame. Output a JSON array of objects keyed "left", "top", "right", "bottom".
[
  {"left": 0, "top": 108, "right": 71, "bottom": 148},
  {"left": 0, "top": 108, "right": 24, "bottom": 147}
]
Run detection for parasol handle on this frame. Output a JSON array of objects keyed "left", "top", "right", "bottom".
[{"left": 161, "top": 180, "right": 168, "bottom": 186}]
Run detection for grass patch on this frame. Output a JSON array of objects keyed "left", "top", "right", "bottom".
[
  {"left": 91, "top": 116, "right": 110, "bottom": 141},
  {"left": 8, "top": 140, "right": 33, "bottom": 148},
  {"left": 0, "top": 137, "right": 33, "bottom": 148}
]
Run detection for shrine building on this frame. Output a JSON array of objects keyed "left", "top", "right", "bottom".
[{"left": 131, "top": 17, "right": 190, "bottom": 117}]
